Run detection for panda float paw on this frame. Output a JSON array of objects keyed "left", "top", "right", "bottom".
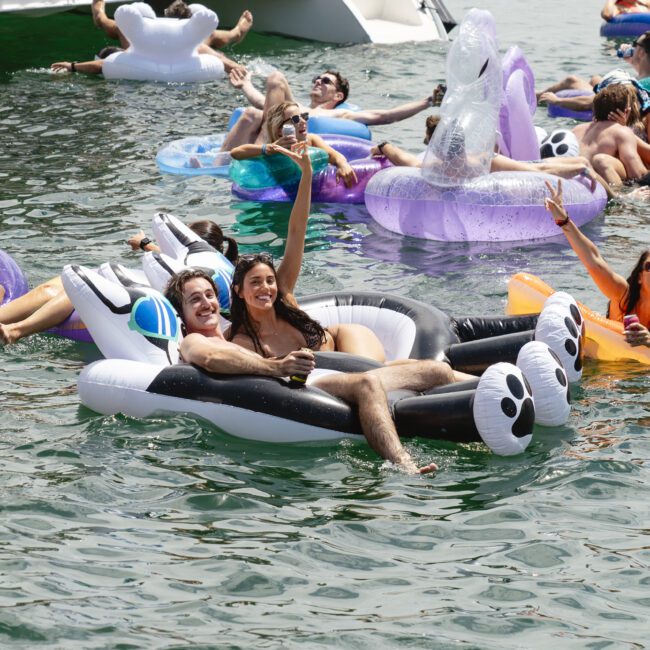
[
  {"left": 473, "top": 362, "right": 535, "bottom": 456},
  {"left": 534, "top": 291, "right": 584, "bottom": 383},
  {"left": 512, "top": 290, "right": 582, "bottom": 428}
]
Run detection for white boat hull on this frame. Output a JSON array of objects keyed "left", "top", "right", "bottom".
[{"left": 0, "top": 0, "right": 451, "bottom": 43}]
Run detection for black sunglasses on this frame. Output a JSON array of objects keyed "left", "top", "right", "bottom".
[
  {"left": 283, "top": 112, "right": 310, "bottom": 125},
  {"left": 312, "top": 75, "right": 338, "bottom": 88},
  {"left": 238, "top": 252, "right": 275, "bottom": 265},
  {"left": 643, "top": 260, "right": 650, "bottom": 272}
]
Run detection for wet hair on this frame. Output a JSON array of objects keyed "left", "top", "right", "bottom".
[
  {"left": 164, "top": 268, "right": 218, "bottom": 328},
  {"left": 189, "top": 220, "right": 239, "bottom": 263},
  {"left": 424, "top": 114, "right": 440, "bottom": 145},
  {"left": 97, "top": 46, "right": 123, "bottom": 60},
  {"left": 164, "top": 0, "right": 192, "bottom": 19},
  {"left": 266, "top": 101, "right": 300, "bottom": 142},
  {"left": 607, "top": 249, "right": 650, "bottom": 317},
  {"left": 226, "top": 253, "right": 327, "bottom": 355},
  {"left": 593, "top": 84, "right": 638, "bottom": 122},
  {"left": 323, "top": 70, "right": 349, "bottom": 106}
]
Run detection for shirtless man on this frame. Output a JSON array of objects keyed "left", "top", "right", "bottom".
[
  {"left": 222, "top": 68, "right": 442, "bottom": 150},
  {"left": 165, "top": 268, "right": 455, "bottom": 475},
  {"left": 602, "top": 0, "right": 650, "bottom": 20},
  {"left": 573, "top": 84, "right": 650, "bottom": 185},
  {"left": 92, "top": 0, "right": 253, "bottom": 51}
]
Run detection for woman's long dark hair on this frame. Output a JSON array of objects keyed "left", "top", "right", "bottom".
[
  {"left": 226, "top": 253, "right": 326, "bottom": 356},
  {"left": 189, "top": 220, "right": 239, "bottom": 263},
  {"left": 606, "top": 249, "right": 649, "bottom": 317}
]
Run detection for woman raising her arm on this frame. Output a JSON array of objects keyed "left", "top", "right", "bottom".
[
  {"left": 226, "top": 141, "right": 386, "bottom": 362},
  {"left": 545, "top": 179, "right": 650, "bottom": 347}
]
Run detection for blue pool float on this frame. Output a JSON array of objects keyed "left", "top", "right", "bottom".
[
  {"left": 227, "top": 103, "right": 372, "bottom": 141},
  {"left": 156, "top": 134, "right": 232, "bottom": 176},
  {"left": 600, "top": 13, "right": 650, "bottom": 38}
]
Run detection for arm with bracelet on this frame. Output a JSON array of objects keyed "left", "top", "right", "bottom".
[{"left": 544, "top": 179, "right": 631, "bottom": 312}]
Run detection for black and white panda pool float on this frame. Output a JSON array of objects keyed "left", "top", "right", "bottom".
[{"left": 61, "top": 249, "right": 581, "bottom": 456}]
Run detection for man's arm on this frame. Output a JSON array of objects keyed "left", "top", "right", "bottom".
[
  {"left": 51, "top": 61, "right": 104, "bottom": 75},
  {"left": 538, "top": 92, "right": 594, "bottom": 110},
  {"left": 371, "top": 142, "right": 422, "bottom": 167},
  {"left": 337, "top": 95, "right": 433, "bottom": 126},
  {"left": 617, "top": 128, "right": 648, "bottom": 179},
  {"left": 181, "top": 333, "right": 315, "bottom": 377}
]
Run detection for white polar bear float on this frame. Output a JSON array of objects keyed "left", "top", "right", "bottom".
[{"left": 102, "top": 2, "right": 225, "bottom": 83}]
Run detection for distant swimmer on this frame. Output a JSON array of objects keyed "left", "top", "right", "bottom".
[{"left": 602, "top": 0, "right": 650, "bottom": 21}]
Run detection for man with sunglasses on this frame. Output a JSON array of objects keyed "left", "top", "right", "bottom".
[{"left": 223, "top": 67, "right": 441, "bottom": 150}]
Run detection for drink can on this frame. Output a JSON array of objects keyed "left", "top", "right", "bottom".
[
  {"left": 282, "top": 123, "right": 296, "bottom": 138},
  {"left": 623, "top": 314, "right": 639, "bottom": 328}
]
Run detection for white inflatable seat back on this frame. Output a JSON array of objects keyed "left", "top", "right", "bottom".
[
  {"left": 98, "top": 262, "right": 150, "bottom": 288},
  {"left": 143, "top": 252, "right": 185, "bottom": 293},
  {"left": 62, "top": 264, "right": 180, "bottom": 366},
  {"left": 103, "top": 3, "right": 224, "bottom": 82},
  {"left": 302, "top": 304, "right": 417, "bottom": 361},
  {"left": 116, "top": 2, "right": 217, "bottom": 61}
]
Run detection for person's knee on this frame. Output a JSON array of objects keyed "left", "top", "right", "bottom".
[
  {"left": 265, "top": 70, "right": 288, "bottom": 91},
  {"left": 240, "top": 106, "right": 263, "bottom": 126},
  {"left": 355, "top": 372, "right": 383, "bottom": 398}
]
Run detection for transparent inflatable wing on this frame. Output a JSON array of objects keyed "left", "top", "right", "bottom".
[{"left": 422, "top": 9, "right": 502, "bottom": 187}]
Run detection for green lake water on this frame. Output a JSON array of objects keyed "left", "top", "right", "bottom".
[{"left": 0, "top": 1, "right": 649, "bottom": 647}]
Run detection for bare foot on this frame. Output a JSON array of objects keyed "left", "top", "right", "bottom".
[
  {"left": 0, "top": 323, "right": 20, "bottom": 344},
  {"left": 418, "top": 462, "right": 438, "bottom": 475},
  {"left": 187, "top": 157, "right": 202, "bottom": 169},
  {"left": 232, "top": 10, "right": 253, "bottom": 45},
  {"left": 91, "top": 0, "right": 106, "bottom": 27}
]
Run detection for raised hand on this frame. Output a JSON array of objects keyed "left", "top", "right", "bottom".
[{"left": 544, "top": 179, "right": 569, "bottom": 224}]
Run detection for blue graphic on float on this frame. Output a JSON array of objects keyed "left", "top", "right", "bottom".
[
  {"left": 128, "top": 295, "right": 180, "bottom": 341},
  {"left": 212, "top": 269, "right": 232, "bottom": 311}
]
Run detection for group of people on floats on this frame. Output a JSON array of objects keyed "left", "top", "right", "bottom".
[{"left": 3, "top": 0, "right": 648, "bottom": 471}]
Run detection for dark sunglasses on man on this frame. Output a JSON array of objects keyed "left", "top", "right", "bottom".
[{"left": 312, "top": 75, "right": 337, "bottom": 88}]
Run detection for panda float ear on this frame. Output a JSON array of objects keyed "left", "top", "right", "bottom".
[
  {"left": 540, "top": 129, "right": 580, "bottom": 159},
  {"left": 534, "top": 291, "right": 584, "bottom": 383},
  {"left": 61, "top": 264, "right": 181, "bottom": 366}
]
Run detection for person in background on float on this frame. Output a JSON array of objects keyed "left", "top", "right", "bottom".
[
  {"left": 572, "top": 84, "right": 650, "bottom": 186},
  {"left": 0, "top": 221, "right": 237, "bottom": 345},
  {"left": 51, "top": 0, "right": 250, "bottom": 76},
  {"left": 602, "top": 0, "right": 650, "bottom": 21},
  {"left": 537, "top": 32, "right": 650, "bottom": 122},
  {"left": 222, "top": 67, "right": 446, "bottom": 150},
  {"left": 370, "top": 115, "right": 613, "bottom": 196},
  {"left": 206, "top": 101, "right": 357, "bottom": 187},
  {"left": 545, "top": 179, "right": 650, "bottom": 346},
  {"left": 92, "top": 0, "right": 253, "bottom": 53}
]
